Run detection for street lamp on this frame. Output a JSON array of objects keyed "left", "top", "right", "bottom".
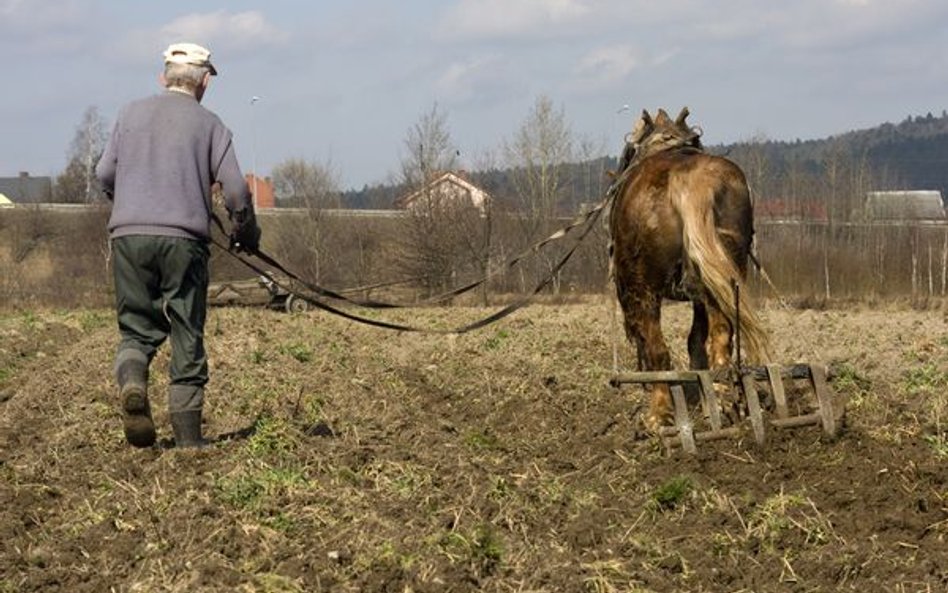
[{"left": 250, "top": 95, "right": 262, "bottom": 208}]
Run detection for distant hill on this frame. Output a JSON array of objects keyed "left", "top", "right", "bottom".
[
  {"left": 718, "top": 110, "right": 948, "bottom": 202},
  {"left": 339, "top": 111, "right": 948, "bottom": 211},
  {"left": 835, "top": 111, "right": 948, "bottom": 192}
]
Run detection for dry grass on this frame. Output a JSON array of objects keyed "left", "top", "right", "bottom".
[{"left": 1, "top": 302, "right": 947, "bottom": 592}]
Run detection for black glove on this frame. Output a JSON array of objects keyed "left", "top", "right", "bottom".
[{"left": 229, "top": 207, "right": 261, "bottom": 253}]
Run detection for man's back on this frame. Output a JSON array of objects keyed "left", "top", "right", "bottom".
[{"left": 98, "top": 91, "right": 243, "bottom": 241}]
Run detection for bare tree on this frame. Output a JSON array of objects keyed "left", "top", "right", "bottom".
[
  {"left": 397, "top": 197, "right": 489, "bottom": 298},
  {"left": 740, "top": 132, "right": 772, "bottom": 202},
  {"left": 55, "top": 159, "right": 93, "bottom": 204},
  {"left": 575, "top": 135, "right": 609, "bottom": 209},
  {"left": 400, "top": 103, "right": 458, "bottom": 190},
  {"left": 819, "top": 143, "right": 838, "bottom": 300},
  {"left": 270, "top": 158, "right": 341, "bottom": 283},
  {"left": 504, "top": 95, "right": 574, "bottom": 224},
  {"left": 55, "top": 106, "right": 108, "bottom": 203},
  {"left": 503, "top": 95, "right": 576, "bottom": 294},
  {"left": 272, "top": 158, "right": 341, "bottom": 209},
  {"left": 393, "top": 105, "right": 494, "bottom": 300}
]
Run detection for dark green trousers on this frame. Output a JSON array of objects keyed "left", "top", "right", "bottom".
[{"left": 112, "top": 236, "right": 209, "bottom": 399}]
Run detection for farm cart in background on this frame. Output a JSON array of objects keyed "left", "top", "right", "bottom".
[{"left": 207, "top": 274, "right": 310, "bottom": 313}]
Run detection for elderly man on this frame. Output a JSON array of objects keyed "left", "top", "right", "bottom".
[{"left": 96, "top": 42, "right": 260, "bottom": 449}]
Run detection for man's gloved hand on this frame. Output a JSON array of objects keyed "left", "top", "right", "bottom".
[
  {"left": 229, "top": 207, "right": 261, "bottom": 253},
  {"left": 230, "top": 223, "right": 261, "bottom": 253}
]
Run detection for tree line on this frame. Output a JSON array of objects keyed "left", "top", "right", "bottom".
[
  {"left": 56, "top": 102, "right": 948, "bottom": 213},
  {"left": 41, "top": 101, "right": 946, "bottom": 307}
]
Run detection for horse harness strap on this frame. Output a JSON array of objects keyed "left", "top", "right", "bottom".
[{"left": 209, "top": 196, "right": 610, "bottom": 334}]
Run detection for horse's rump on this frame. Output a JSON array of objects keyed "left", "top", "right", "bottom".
[{"left": 612, "top": 147, "right": 771, "bottom": 364}]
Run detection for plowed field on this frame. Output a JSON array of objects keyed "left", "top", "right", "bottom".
[{"left": 1, "top": 301, "right": 946, "bottom": 592}]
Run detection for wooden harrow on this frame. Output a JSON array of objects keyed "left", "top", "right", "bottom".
[{"left": 610, "top": 364, "right": 844, "bottom": 454}]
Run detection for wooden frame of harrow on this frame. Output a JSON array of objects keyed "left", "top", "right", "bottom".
[{"left": 611, "top": 364, "right": 843, "bottom": 454}]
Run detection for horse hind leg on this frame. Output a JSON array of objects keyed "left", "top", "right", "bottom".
[
  {"left": 686, "top": 301, "right": 710, "bottom": 405},
  {"left": 706, "top": 301, "right": 745, "bottom": 421},
  {"left": 706, "top": 302, "right": 733, "bottom": 370},
  {"left": 621, "top": 299, "right": 674, "bottom": 432},
  {"left": 692, "top": 300, "right": 743, "bottom": 423},
  {"left": 688, "top": 301, "right": 710, "bottom": 369}
]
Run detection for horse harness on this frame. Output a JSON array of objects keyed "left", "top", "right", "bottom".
[{"left": 210, "top": 194, "right": 611, "bottom": 334}]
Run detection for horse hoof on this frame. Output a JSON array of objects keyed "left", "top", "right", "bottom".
[{"left": 644, "top": 411, "right": 672, "bottom": 434}]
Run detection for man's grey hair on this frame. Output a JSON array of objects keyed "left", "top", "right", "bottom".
[{"left": 163, "top": 62, "right": 211, "bottom": 92}]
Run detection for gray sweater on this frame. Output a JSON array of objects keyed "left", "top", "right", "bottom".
[{"left": 96, "top": 90, "right": 253, "bottom": 241}]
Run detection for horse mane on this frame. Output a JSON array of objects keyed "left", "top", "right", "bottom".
[
  {"left": 622, "top": 107, "right": 703, "bottom": 169},
  {"left": 607, "top": 107, "right": 703, "bottom": 197},
  {"left": 605, "top": 107, "right": 703, "bottom": 262}
]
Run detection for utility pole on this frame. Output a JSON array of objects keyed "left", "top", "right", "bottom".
[{"left": 250, "top": 95, "right": 262, "bottom": 208}]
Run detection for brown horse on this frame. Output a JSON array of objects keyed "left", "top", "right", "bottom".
[{"left": 610, "top": 107, "right": 771, "bottom": 431}]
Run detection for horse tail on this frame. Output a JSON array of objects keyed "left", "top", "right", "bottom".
[{"left": 673, "top": 183, "right": 772, "bottom": 364}]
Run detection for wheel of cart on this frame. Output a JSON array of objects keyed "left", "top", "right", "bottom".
[{"left": 284, "top": 294, "right": 310, "bottom": 313}]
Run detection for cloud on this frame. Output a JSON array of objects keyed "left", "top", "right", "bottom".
[
  {"left": 0, "top": 0, "right": 82, "bottom": 22},
  {"left": 434, "top": 54, "right": 511, "bottom": 103},
  {"left": 669, "top": 1, "right": 948, "bottom": 51},
  {"left": 108, "top": 10, "right": 289, "bottom": 70},
  {"left": 0, "top": 0, "right": 22, "bottom": 15},
  {"left": 158, "top": 10, "right": 289, "bottom": 52},
  {"left": 776, "top": 1, "right": 948, "bottom": 50},
  {"left": 436, "top": 57, "right": 491, "bottom": 97},
  {"left": 0, "top": 0, "right": 93, "bottom": 27},
  {"left": 437, "top": 0, "right": 591, "bottom": 40},
  {"left": 576, "top": 44, "right": 640, "bottom": 83},
  {"left": 569, "top": 43, "right": 680, "bottom": 94},
  {"left": 435, "top": 0, "right": 948, "bottom": 54},
  {"left": 0, "top": 0, "right": 92, "bottom": 54}
]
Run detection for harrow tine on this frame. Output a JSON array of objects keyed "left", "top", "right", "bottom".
[
  {"left": 697, "top": 371, "right": 722, "bottom": 431},
  {"left": 670, "top": 385, "right": 697, "bottom": 454},
  {"left": 766, "top": 363, "right": 789, "bottom": 419},
  {"left": 809, "top": 365, "right": 838, "bottom": 438},
  {"left": 740, "top": 372, "right": 766, "bottom": 446}
]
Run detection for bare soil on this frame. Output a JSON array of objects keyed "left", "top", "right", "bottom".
[{"left": 0, "top": 301, "right": 946, "bottom": 592}]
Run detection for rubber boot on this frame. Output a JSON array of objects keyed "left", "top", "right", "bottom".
[
  {"left": 116, "top": 355, "right": 156, "bottom": 448},
  {"left": 170, "top": 410, "right": 209, "bottom": 449}
]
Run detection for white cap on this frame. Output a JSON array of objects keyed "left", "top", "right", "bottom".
[{"left": 163, "top": 42, "right": 217, "bottom": 75}]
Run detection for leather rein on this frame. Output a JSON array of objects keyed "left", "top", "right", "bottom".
[{"left": 209, "top": 192, "right": 613, "bottom": 335}]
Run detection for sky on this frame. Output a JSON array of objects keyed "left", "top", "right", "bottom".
[{"left": 2, "top": 0, "right": 947, "bottom": 191}]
